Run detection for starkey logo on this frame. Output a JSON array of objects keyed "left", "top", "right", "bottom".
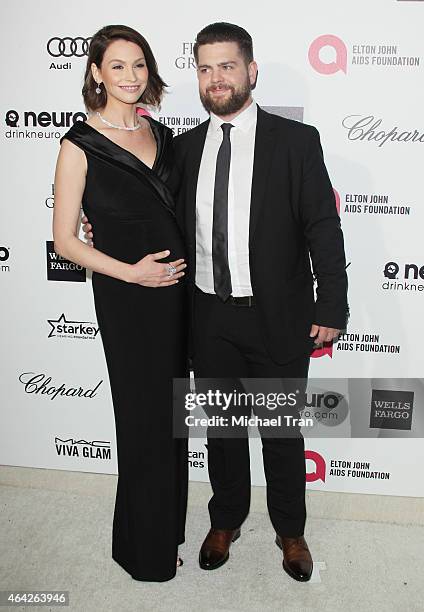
[{"left": 308, "top": 35, "right": 348, "bottom": 75}]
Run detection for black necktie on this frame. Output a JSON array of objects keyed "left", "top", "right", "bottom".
[{"left": 212, "top": 123, "right": 233, "bottom": 301}]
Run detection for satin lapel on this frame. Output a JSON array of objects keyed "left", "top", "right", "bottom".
[
  {"left": 184, "top": 120, "right": 209, "bottom": 246},
  {"left": 249, "top": 107, "right": 278, "bottom": 244},
  {"left": 73, "top": 121, "right": 176, "bottom": 217}
]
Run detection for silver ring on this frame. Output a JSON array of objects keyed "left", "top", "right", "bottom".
[{"left": 167, "top": 264, "right": 177, "bottom": 277}]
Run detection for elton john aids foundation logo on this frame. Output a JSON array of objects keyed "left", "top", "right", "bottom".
[
  {"left": 333, "top": 189, "right": 341, "bottom": 215},
  {"left": 308, "top": 35, "right": 347, "bottom": 75},
  {"left": 305, "top": 450, "right": 326, "bottom": 482},
  {"left": 311, "top": 343, "right": 333, "bottom": 359}
]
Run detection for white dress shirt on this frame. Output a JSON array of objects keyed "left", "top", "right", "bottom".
[{"left": 195, "top": 100, "right": 257, "bottom": 297}]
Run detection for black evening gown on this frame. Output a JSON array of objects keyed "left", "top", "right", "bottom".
[{"left": 61, "top": 118, "right": 188, "bottom": 582}]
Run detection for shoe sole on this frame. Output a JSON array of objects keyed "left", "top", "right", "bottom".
[
  {"left": 275, "top": 537, "right": 313, "bottom": 582},
  {"left": 199, "top": 529, "right": 241, "bottom": 571}
]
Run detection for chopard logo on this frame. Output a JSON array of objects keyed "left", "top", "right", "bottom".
[
  {"left": 47, "top": 37, "right": 92, "bottom": 57},
  {"left": 19, "top": 372, "right": 103, "bottom": 401},
  {"left": 342, "top": 115, "right": 424, "bottom": 147}
]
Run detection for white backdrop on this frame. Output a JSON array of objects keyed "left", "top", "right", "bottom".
[{"left": 1, "top": 0, "right": 423, "bottom": 497}]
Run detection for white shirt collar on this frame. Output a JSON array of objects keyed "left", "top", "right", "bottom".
[{"left": 209, "top": 99, "right": 257, "bottom": 134}]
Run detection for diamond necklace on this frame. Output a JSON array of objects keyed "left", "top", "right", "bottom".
[{"left": 95, "top": 111, "right": 141, "bottom": 131}]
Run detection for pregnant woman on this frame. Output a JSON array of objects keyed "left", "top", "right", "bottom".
[{"left": 53, "top": 25, "right": 188, "bottom": 582}]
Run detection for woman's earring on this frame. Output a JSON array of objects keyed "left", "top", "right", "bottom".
[{"left": 95, "top": 83, "right": 101, "bottom": 94}]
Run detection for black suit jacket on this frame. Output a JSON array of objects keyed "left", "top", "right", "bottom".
[{"left": 171, "top": 105, "right": 348, "bottom": 364}]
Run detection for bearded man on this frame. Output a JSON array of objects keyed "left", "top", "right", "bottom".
[{"left": 172, "top": 22, "right": 348, "bottom": 582}]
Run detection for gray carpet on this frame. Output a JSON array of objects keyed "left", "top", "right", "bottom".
[{"left": 1, "top": 473, "right": 423, "bottom": 612}]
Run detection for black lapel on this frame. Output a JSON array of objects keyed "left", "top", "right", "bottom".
[
  {"left": 67, "top": 120, "right": 177, "bottom": 217},
  {"left": 249, "top": 106, "right": 278, "bottom": 244},
  {"left": 185, "top": 119, "right": 209, "bottom": 246}
]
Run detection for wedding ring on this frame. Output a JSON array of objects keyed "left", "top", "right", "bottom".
[{"left": 167, "top": 264, "right": 177, "bottom": 277}]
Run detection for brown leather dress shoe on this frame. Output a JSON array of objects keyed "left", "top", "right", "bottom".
[
  {"left": 199, "top": 528, "right": 241, "bottom": 570},
  {"left": 275, "top": 534, "right": 313, "bottom": 582}
]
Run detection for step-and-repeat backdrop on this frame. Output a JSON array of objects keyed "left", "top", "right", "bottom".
[{"left": 1, "top": 0, "right": 423, "bottom": 497}]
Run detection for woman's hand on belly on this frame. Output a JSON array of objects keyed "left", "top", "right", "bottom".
[{"left": 127, "top": 250, "right": 186, "bottom": 287}]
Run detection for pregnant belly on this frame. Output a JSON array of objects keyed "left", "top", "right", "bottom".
[
  {"left": 93, "top": 218, "right": 153, "bottom": 264},
  {"left": 93, "top": 216, "right": 186, "bottom": 264}
]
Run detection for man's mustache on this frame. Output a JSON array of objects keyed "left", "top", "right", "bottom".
[{"left": 206, "top": 85, "right": 233, "bottom": 93}]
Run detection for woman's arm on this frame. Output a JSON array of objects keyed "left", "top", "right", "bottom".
[{"left": 53, "top": 139, "right": 186, "bottom": 287}]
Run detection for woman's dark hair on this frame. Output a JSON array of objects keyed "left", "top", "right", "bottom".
[
  {"left": 82, "top": 24, "right": 167, "bottom": 111},
  {"left": 193, "top": 22, "right": 253, "bottom": 65}
]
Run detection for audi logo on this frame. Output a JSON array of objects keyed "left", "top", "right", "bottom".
[{"left": 47, "top": 37, "right": 92, "bottom": 58}]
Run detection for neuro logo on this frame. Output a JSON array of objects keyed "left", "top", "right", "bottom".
[
  {"left": 0, "top": 246, "right": 10, "bottom": 273},
  {"left": 5, "top": 110, "right": 19, "bottom": 127},
  {"left": 0, "top": 246, "right": 10, "bottom": 261},
  {"left": 384, "top": 262, "right": 399, "bottom": 279},
  {"left": 382, "top": 260, "right": 424, "bottom": 292},
  {"left": 305, "top": 450, "right": 326, "bottom": 482},
  {"left": 308, "top": 35, "right": 348, "bottom": 75}
]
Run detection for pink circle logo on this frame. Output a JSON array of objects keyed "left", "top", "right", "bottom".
[
  {"left": 308, "top": 35, "right": 348, "bottom": 75},
  {"left": 136, "top": 107, "right": 152, "bottom": 117},
  {"left": 305, "top": 450, "right": 326, "bottom": 483},
  {"left": 311, "top": 342, "right": 333, "bottom": 359},
  {"left": 333, "top": 188, "right": 341, "bottom": 215}
]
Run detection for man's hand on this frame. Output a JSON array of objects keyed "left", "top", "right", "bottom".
[
  {"left": 309, "top": 324, "right": 340, "bottom": 346},
  {"left": 82, "top": 215, "right": 93, "bottom": 246}
]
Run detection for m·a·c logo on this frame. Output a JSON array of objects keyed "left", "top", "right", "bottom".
[
  {"left": 47, "top": 37, "right": 92, "bottom": 57},
  {"left": 55, "top": 437, "right": 111, "bottom": 460},
  {"left": 308, "top": 35, "right": 348, "bottom": 75}
]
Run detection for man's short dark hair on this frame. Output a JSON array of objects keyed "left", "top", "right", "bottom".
[{"left": 193, "top": 22, "right": 254, "bottom": 65}]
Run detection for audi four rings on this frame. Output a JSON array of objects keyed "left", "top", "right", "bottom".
[{"left": 47, "top": 37, "right": 92, "bottom": 57}]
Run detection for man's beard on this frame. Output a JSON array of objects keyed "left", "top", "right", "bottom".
[{"left": 200, "top": 77, "right": 251, "bottom": 116}]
